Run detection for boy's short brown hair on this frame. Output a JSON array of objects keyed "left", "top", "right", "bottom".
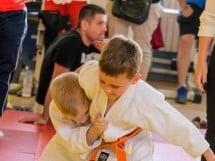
[
  {"left": 99, "top": 35, "right": 143, "bottom": 79},
  {"left": 50, "top": 72, "right": 90, "bottom": 117}
]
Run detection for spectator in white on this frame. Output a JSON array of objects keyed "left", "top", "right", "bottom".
[
  {"left": 106, "top": 0, "right": 161, "bottom": 80},
  {"left": 194, "top": 0, "right": 215, "bottom": 160}
]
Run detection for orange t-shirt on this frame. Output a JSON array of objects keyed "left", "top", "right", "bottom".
[
  {"left": 0, "top": 0, "right": 25, "bottom": 12},
  {"left": 43, "top": 0, "right": 87, "bottom": 28}
]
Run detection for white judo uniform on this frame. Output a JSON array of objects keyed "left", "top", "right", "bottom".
[
  {"left": 39, "top": 60, "right": 209, "bottom": 161},
  {"left": 78, "top": 60, "right": 209, "bottom": 161},
  {"left": 39, "top": 101, "right": 102, "bottom": 161}
]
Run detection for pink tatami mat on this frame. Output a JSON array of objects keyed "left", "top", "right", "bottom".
[
  {"left": 153, "top": 142, "right": 200, "bottom": 161},
  {"left": 0, "top": 110, "right": 55, "bottom": 161},
  {"left": 0, "top": 152, "right": 35, "bottom": 161},
  {"left": 152, "top": 130, "right": 204, "bottom": 161},
  {"left": 0, "top": 129, "right": 38, "bottom": 161},
  {"left": 0, "top": 110, "right": 204, "bottom": 161}
]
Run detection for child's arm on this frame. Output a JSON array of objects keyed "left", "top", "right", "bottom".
[
  {"left": 49, "top": 101, "right": 102, "bottom": 153},
  {"left": 203, "top": 148, "right": 215, "bottom": 161},
  {"left": 86, "top": 115, "right": 108, "bottom": 145}
]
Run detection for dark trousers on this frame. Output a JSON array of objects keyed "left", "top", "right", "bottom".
[
  {"left": 202, "top": 46, "right": 215, "bottom": 161},
  {"left": 0, "top": 9, "right": 27, "bottom": 116}
]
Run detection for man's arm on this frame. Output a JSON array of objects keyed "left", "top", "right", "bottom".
[
  {"left": 194, "top": 0, "right": 215, "bottom": 93},
  {"left": 194, "top": 36, "right": 213, "bottom": 93},
  {"left": 18, "top": 63, "right": 70, "bottom": 124}
]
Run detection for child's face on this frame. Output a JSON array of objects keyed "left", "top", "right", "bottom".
[
  {"left": 73, "top": 104, "right": 90, "bottom": 126},
  {"left": 98, "top": 70, "right": 139, "bottom": 101}
]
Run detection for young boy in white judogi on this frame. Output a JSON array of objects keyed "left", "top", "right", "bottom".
[
  {"left": 77, "top": 35, "right": 215, "bottom": 161},
  {"left": 39, "top": 72, "right": 108, "bottom": 161},
  {"left": 40, "top": 36, "right": 215, "bottom": 161}
]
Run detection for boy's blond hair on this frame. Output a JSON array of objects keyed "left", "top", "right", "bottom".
[
  {"left": 99, "top": 35, "right": 143, "bottom": 79},
  {"left": 50, "top": 72, "right": 90, "bottom": 117}
]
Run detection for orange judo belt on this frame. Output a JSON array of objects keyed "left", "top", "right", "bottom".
[{"left": 88, "top": 127, "right": 142, "bottom": 161}]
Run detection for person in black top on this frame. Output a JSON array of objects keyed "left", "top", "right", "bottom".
[
  {"left": 19, "top": 4, "right": 107, "bottom": 124},
  {"left": 36, "top": 30, "right": 99, "bottom": 108}
]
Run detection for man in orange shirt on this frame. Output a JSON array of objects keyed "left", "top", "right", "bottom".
[{"left": 42, "top": 0, "right": 87, "bottom": 50}]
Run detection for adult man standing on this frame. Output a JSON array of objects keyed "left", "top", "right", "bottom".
[
  {"left": 106, "top": 0, "right": 161, "bottom": 80},
  {"left": 0, "top": 0, "right": 35, "bottom": 136},
  {"left": 176, "top": 0, "right": 205, "bottom": 104}
]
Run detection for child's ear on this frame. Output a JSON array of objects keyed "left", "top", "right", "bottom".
[{"left": 131, "top": 73, "right": 142, "bottom": 84}]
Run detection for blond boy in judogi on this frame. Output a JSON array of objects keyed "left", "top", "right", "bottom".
[{"left": 39, "top": 72, "right": 108, "bottom": 161}]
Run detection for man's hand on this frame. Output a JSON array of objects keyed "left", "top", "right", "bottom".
[
  {"left": 93, "top": 39, "right": 108, "bottom": 51},
  {"left": 19, "top": 114, "right": 49, "bottom": 125},
  {"left": 180, "top": 4, "right": 193, "bottom": 17}
]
